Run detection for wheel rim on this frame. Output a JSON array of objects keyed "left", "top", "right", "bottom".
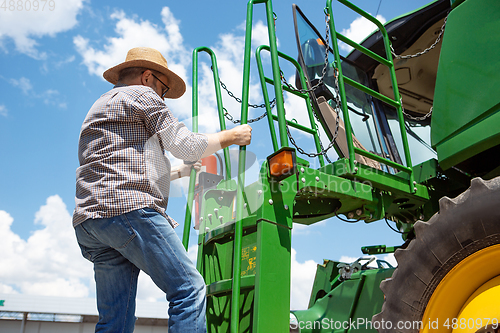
[{"left": 420, "top": 244, "right": 500, "bottom": 332}]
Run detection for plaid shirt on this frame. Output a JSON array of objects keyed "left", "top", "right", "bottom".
[{"left": 73, "top": 85, "right": 208, "bottom": 228}]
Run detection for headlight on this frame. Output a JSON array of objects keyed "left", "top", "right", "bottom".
[{"left": 290, "top": 312, "right": 300, "bottom": 333}]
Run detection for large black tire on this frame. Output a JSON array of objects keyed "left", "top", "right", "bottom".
[{"left": 372, "top": 177, "right": 500, "bottom": 333}]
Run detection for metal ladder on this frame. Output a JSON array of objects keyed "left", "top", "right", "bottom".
[
  {"left": 184, "top": 0, "right": 422, "bottom": 332},
  {"left": 185, "top": 1, "right": 294, "bottom": 332},
  {"left": 325, "top": 0, "right": 416, "bottom": 192}
]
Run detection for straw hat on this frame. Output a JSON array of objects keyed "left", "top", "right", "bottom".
[{"left": 103, "top": 47, "right": 186, "bottom": 99}]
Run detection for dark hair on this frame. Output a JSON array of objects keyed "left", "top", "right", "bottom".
[
  {"left": 117, "top": 67, "right": 163, "bottom": 83},
  {"left": 117, "top": 67, "right": 147, "bottom": 82}
]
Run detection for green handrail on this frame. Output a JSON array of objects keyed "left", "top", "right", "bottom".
[
  {"left": 256, "top": 44, "right": 327, "bottom": 167},
  {"left": 183, "top": 47, "right": 232, "bottom": 250},
  {"left": 326, "top": 0, "right": 415, "bottom": 191},
  {"left": 231, "top": 0, "right": 292, "bottom": 331},
  {"left": 230, "top": 0, "right": 253, "bottom": 330}
]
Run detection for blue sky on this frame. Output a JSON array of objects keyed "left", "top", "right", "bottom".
[{"left": 0, "top": 0, "right": 434, "bottom": 310}]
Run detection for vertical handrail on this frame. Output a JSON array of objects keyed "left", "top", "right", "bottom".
[
  {"left": 231, "top": 0, "right": 289, "bottom": 331},
  {"left": 325, "top": 0, "right": 356, "bottom": 174},
  {"left": 265, "top": 1, "right": 288, "bottom": 149},
  {"left": 326, "top": 0, "right": 415, "bottom": 191},
  {"left": 182, "top": 169, "right": 198, "bottom": 250},
  {"left": 230, "top": 1, "right": 253, "bottom": 330},
  {"left": 255, "top": 47, "right": 280, "bottom": 152},
  {"left": 183, "top": 47, "right": 232, "bottom": 250}
]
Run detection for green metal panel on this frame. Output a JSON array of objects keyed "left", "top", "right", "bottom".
[
  {"left": 434, "top": 104, "right": 500, "bottom": 170},
  {"left": 292, "top": 268, "right": 394, "bottom": 332},
  {"left": 307, "top": 260, "right": 342, "bottom": 309},
  {"left": 432, "top": 0, "right": 500, "bottom": 170},
  {"left": 196, "top": 160, "right": 297, "bottom": 332},
  {"left": 252, "top": 162, "right": 297, "bottom": 332},
  {"left": 252, "top": 221, "right": 292, "bottom": 332}
]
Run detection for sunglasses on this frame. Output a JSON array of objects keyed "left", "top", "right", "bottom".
[{"left": 151, "top": 73, "right": 170, "bottom": 98}]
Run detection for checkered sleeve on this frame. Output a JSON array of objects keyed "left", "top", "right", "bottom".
[{"left": 131, "top": 89, "right": 208, "bottom": 162}]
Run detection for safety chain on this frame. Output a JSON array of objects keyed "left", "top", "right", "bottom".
[
  {"left": 223, "top": 106, "right": 272, "bottom": 124},
  {"left": 308, "top": 98, "right": 333, "bottom": 163},
  {"left": 399, "top": 97, "right": 433, "bottom": 121},
  {"left": 286, "top": 70, "right": 341, "bottom": 161},
  {"left": 218, "top": 77, "right": 276, "bottom": 124},
  {"left": 280, "top": 12, "right": 331, "bottom": 94},
  {"left": 391, "top": 16, "right": 447, "bottom": 121},
  {"left": 390, "top": 16, "right": 447, "bottom": 60},
  {"left": 210, "top": 65, "right": 277, "bottom": 124},
  {"left": 219, "top": 79, "right": 276, "bottom": 110}
]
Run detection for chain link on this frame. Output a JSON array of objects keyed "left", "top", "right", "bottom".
[
  {"left": 391, "top": 17, "right": 447, "bottom": 121},
  {"left": 286, "top": 68, "right": 341, "bottom": 160},
  {"left": 391, "top": 16, "right": 447, "bottom": 60},
  {"left": 309, "top": 98, "right": 333, "bottom": 163},
  {"left": 217, "top": 75, "right": 276, "bottom": 124},
  {"left": 222, "top": 106, "right": 272, "bottom": 124},
  {"left": 399, "top": 97, "right": 432, "bottom": 121}
]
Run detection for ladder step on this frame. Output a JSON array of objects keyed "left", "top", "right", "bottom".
[
  {"left": 207, "top": 275, "right": 255, "bottom": 297},
  {"left": 204, "top": 215, "right": 257, "bottom": 245}
]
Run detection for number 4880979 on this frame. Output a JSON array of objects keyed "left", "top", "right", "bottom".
[{"left": 1, "top": 0, "right": 56, "bottom": 11}]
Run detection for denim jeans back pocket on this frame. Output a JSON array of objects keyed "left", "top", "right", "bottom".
[{"left": 90, "top": 215, "right": 137, "bottom": 249}]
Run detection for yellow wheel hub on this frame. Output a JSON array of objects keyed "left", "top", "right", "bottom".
[{"left": 420, "top": 244, "right": 500, "bottom": 332}]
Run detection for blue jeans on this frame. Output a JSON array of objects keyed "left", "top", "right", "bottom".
[{"left": 74, "top": 208, "right": 207, "bottom": 333}]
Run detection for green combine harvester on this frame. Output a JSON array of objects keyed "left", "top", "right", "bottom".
[{"left": 183, "top": 0, "right": 500, "bottom": 331}]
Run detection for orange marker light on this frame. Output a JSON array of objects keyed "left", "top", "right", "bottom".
[{"left": 267, "top": 147, "right": 297, "bottom": 180}]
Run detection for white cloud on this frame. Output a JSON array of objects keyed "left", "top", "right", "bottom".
[
  {"left": 0, "top": 196, "right": 92, "bottom": 297},
  {"left": 42, "top": 89, "right": 65, "bottom": 108},
  {"left": 339, "top": 255, "right": 358, "bottom": 264},
  {"left": 8, "top": 76, "right": 65, "bottom": 108},
  {"left": 236, "top": 20, "right": 279, "bottom": 49},
  {"left": 0, "top": 196, "right": 172, "bottom": 302},
  {"left": 10, "top": 77, "right": 33, "bottom": 94},
  {"left": 290, "top": 248, "right": 318, "bottom": 310},
  {"left": 0, "top": 0, "right": 86, "bottom": 58},
  {"left": 340, "top": 15, "right": 386, "bottom": 53},
  {"left": 0, "top": 104, "right": 7, "bottom": 117},
  {"left": 74, "top": 8, "right": 188, "bottom": 80}
]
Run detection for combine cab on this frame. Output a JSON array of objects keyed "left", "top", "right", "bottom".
[{"left": 183, "top": 0, "right": 500, "bottom": 331}]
